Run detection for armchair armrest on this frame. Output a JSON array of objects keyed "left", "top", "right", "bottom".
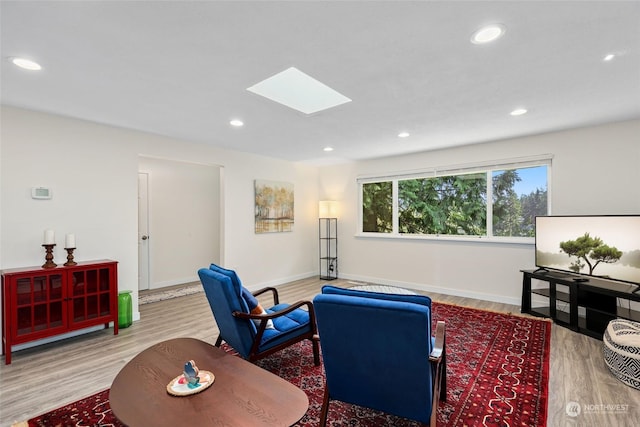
[
  {"left": 235, "top": 300, "right": 318, "bottom": 359},
  {"left": 252, "top": 286, "right": 280, "bottom": 305},
  {"left": 233, "top": 299, "right": 314, "bottom": 321},
  {"left": 429, "top": 320, "right": 447, "bottom": 407},
  {"left": 429, "top": 321, "right": 445, "bottom": 361}
]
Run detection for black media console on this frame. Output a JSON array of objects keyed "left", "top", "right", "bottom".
[{"left": 521, "top": 269, "right": 640, "bottom": 340}]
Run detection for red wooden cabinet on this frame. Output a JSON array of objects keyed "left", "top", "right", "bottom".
[{"left": 2, "top": 260, "right": 118, "bottom": 364}]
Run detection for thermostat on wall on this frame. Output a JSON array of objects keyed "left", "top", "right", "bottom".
[{"left": 31, "top": 187, "right": 52, "bottom": 200}]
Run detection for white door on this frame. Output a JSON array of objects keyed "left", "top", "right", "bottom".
[{"left": 138, "top": 172, "right": 150, "bottom": 291}]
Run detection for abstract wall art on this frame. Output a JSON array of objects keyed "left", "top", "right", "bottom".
[{"left": 254, "top": 179, "right": 294, "bottom": 233}]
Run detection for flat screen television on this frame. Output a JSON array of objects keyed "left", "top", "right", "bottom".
[{"left": 535, "top": 215, "right": 640, "bottom": 286}]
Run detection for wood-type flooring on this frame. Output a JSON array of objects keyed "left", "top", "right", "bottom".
[{"left": 1, "top": 278, "right": 638, "bottom": 426}]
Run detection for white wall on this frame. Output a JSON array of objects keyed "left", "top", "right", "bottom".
[
  {"left": 2, "top": 105, "right": 638, "bottom": 353},
  {"left": 138, "top": 156, "right": 221, "bottom": 290},
  {"left": 318, "top": 120, "right": 640, "bottom": 305},
  {"left": 0, "top": 107, "right": 320, "bottom": 342}
]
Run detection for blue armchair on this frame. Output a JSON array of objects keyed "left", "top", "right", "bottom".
[
  {"left": 197, "top": 264, "right": 320, "bottom": 365},
  {"left": 313, "top": 285, "right": 446, "bottom": 426}
]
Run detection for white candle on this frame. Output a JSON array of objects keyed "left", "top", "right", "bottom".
[
  {"left": 43, "top": 229, "right": 55, "bottom": 245},
  {"left": 65, "top": 233, "right": 76, "bottom": 248}
]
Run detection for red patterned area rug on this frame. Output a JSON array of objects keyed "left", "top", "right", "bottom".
[{"left": 26, "top": 302, "right": 550, "bottom": 427}]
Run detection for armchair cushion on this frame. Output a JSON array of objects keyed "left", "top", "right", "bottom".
[
  {"left": 260, "top": 303, "right": 312, "bottom": 346},
  {"left": 199, "top": 269, "right": 255, "bottom": 356},
  {"left": 321, "top": 285, "right": 432, "bottom": 308},
  {"left": 321, "top": 285, "right": 432, "bottom": 338},
  {"left": 209, "top": 263, "right": 243, "bottom": 292},
  {"left": 210, "top": 263, "right": 274, "bottom": 330}
]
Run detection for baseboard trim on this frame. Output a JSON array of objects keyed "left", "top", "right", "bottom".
[
  {"left": 150, "top": 276, "right": 199, "bottom": 290},
  {"left": 243, "top": 271, "right": 317, "bottom": 292},
  {"left": 11, "top": 324, "right": 115, "bottom": 352},
  {"left": 143, "top": 270, "right": 520, "bottom": 307},
  {"left": 338, "top": 273, "right": 521, "bottom": 306}
]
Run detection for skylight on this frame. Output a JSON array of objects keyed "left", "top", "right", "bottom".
[{"left": 247, "top": 67, "right": 351, "bottom": 114}]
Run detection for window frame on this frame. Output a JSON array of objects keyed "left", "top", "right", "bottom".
[{"left": 357, "top": 155, "right": 552, "bottom": 244}]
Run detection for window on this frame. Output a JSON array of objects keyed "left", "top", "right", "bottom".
[
  {"left": 398, "top": 173, "right": 487, "bottom": 235},
  {"left": 492, "top": 166, "right": 548, "bottom": 237},
  {"left": 362, "top": 182, "right": 393, "bottom": 233},
  {"left": 359, "top": 158, "right": 550, "bottom": 241}
]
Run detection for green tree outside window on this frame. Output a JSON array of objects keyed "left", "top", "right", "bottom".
[
  {"left": 398, "top": 174, "right": 486, "bottom": 235},
  {"left": 362, "top": 182, "right": 392, "bottom": 233}
]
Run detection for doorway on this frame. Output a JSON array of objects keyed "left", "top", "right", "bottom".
[{"left": 137, "top": 157, "right": 222, "bottom": 292}]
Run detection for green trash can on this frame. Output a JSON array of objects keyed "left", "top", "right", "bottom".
[{"left": 118, "top": 290, "right": 133, "bottom": 328}]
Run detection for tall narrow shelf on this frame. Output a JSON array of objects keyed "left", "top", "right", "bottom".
[{"left": 319, "top": 218, "right": 338, "bottom": 280}]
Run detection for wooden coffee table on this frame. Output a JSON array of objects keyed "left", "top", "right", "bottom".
[{"left": 110, "top": 337, "right": 309, "bottom": 426}]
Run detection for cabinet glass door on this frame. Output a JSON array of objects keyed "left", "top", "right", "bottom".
[
  {"left": 71, "top": 270, "right": 89, "bottom": 323},
  {"left": 98, "top": 267, "right": 113, "bottom": 316},
  {"left": 69, "top": 267, "right": 113, "bottom": 326},
  {"left": 14, "top": 273, "right": 65, "bottom": 339}
]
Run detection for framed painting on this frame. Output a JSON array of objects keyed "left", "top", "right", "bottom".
[{"left": 255, "top": 180, "right": 294, "bottom": 233}]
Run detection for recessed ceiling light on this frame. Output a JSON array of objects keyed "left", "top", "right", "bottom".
[
  {"left": 9, "top": 57, "right": 42, "bottom": 71},
  {"left": 471, "top": 24, "right": 506, "bottom": 44},
  {"left": 398, "top": 132, "right": 410, "bottom": 138},
  {"left": 603, "top": 54, "right": 616, "bottom": 62},
  {"left": 247, "top": 67, "right": 351, "bottom": 114},
  {"left": 510, "top": 108, "right": 528, "bottom": 116},
  {"left": 323, "top": 147, "right": 334, "bottom": 152},
  {"left": 229, "top": 119, "right": 244, "bottom": 127}
]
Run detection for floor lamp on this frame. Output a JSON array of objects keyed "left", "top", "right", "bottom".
[{"left": 319, "top": 201, "right": 338, "bottom": 280}]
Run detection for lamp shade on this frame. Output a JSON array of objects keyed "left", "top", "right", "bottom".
[{"left": 319, "top": 200, "right": 338, "bottom": 218}]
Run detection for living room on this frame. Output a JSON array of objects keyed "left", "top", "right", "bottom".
[{"left": 1, "top": 1, "right": 639, "bottom": 426}]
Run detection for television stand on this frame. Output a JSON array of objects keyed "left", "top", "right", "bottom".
[{"left": 521, "top": 269, "right": 640, "bottom": 340}]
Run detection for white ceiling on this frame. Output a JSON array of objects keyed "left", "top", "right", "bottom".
[{"left": 1, "top": 1, "right": 639, "bottom": 165}]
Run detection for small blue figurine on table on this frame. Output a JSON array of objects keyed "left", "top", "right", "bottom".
[{"left": 182, "top": 360, "right": 200, "bottom": 389}]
